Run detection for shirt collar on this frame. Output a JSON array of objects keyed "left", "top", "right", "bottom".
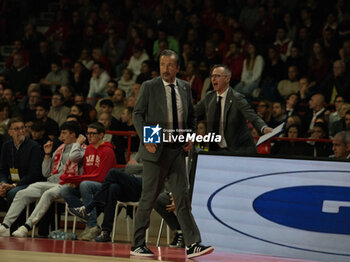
[
  {"left": 162, "top": 79, "right": 177, "bottom": 87},
  {"left": 216, "top": 87, "right": 229, "bottom": 100},
  {"left": 314, "top": 107, "right": 325, "bottom": 116},
  {"left": 13, "top": 137, "right": 26, "bottom": 150}
]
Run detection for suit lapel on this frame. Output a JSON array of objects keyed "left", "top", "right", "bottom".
[
  {"left": 208, "top": 94, "right": 217, "bottom": 132},
  {"left": 223, "top": 88, "right": 233, "bottom": 130},
  {"left": 177, "top": 79, "right": 188, "bottom": 123},
  {"left": 156, "top": 77, "right": 167, "bottom": 123}
]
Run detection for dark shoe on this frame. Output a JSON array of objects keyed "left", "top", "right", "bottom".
[
  {"left": 95, "top": 231, "right": 111, "bottom": 242},
  {"left": 130, "top": 245, "right": 154, "bottom": 256},
  {"left": 68, "top": 206, "right": 89, "bottom": 222},
  {"left": 186, "top": 243, "right": 214, "bottom": 258},
  {"left": 169, "top": 232, "right": 185, "bottom": 248}
]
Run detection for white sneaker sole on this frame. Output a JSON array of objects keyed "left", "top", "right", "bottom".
[
  {"left": 187, "top": 246, "right": 214, "bottom": 258},
  {"left": 12, "top": 231, "right": 28, "bottom": 238},
  {"left": 130, "top": 251, "right": 154, "bottom": 257},
  {"left": 0, "top": 230, "right": 10, "bottom": 237}
]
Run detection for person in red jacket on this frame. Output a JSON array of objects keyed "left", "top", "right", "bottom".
[{"left": 60, "top": 122, "right": 116, "bottom": 241}]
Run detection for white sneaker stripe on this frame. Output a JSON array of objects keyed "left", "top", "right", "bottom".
[{"left": 134, "top": 247, "right": 142, "bottom": 253}]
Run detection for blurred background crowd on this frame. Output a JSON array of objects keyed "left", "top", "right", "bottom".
[{"left": 0, "top": 0, "right": 350, "bottom": 159}]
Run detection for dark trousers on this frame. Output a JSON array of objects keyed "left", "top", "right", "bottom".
[
  {"left": 154, "top": 191, "right": 181, "bottom": 231},
  {"left": 37, "top": 203, "right": 56, "bottom": 236},
  {"left": 133, "top": 146, "right": 201, "bottom": 247},
  {"left": 93, "top": 169, "right": 142, "bottom": 232}
]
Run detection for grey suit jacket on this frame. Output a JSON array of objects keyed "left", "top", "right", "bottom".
[
  {"left": 195, "top": 87, "right": 266, "bottom": 154},
  {"left": 133, "top": 76, "right": 196, "bottom": 161}
]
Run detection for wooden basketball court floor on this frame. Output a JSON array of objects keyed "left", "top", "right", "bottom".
[{"left": 0, "top": 237, "right": 317, "bottom": 262}]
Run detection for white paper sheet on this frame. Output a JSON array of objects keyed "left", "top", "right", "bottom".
[{"left": 256, "top": 122, "right": 285, "bottom": 146}]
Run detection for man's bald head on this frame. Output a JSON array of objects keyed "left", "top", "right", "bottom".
[{"left": 309, "top": 93, "right": 325, "bottom": 112}]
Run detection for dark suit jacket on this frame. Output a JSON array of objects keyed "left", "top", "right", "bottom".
[
  {"left": 330, "top": 118, "right": 349, "bottom": 137},
  {"left": 320, "top": 73, "right": 350, "bottom": 103},
  {"left": 195, "top": 87, "right": 266, "bottom": 154},
  {"left": 133, "top": 77, "right": 196, "bottom": 161},
  {"left": 302, "top": 108, "right": 326, "bottom": 132}
]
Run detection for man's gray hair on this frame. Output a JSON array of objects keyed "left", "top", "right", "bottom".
[
  {"left": 159, "top": 49, "right": 180, "bottom": 66},
  {"left": 210, "top": 64, "right": 232, "bottom": 77},
  {"left": 335, "top": 131, "right": 350, "bottom": 145}
]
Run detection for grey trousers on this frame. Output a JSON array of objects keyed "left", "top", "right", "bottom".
[
  {"left": 3, "top": 182, "right": 61, "bottom": 228},
  {"left": 133, "top": 146, "right": 201, "bottom": 247}
]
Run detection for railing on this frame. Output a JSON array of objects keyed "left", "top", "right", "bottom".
[
  {"left": 109, "top": 131, "right": 333, "bottom": 166},
  {"left": 255, "top": 136, "right": 333, "bottom": 154},
  {"left": 106, "top": 130, "right": 138, "bottom": 168},
  {"left": 270, "top": 137, "right": 332, "bottom": 143}
]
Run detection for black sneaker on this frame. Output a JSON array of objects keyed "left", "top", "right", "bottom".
[
  {"left": 130, "top": 245, "right": 154, "bottom": 256},
  {"left": 95, "top": 231, "right": 111, "bottom": 242},
  {"left": 68, "top": 206, "right": 89, "bottom": 222},
  {"left": 186, "top": 243, "right": 214, "bottom": 258},
  {"left": 169, "top": 232, "right": 185, "bottom": 248}
]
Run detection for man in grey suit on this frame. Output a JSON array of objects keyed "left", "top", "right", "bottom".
[
  {"left": 196, "top": 64, "right": 272, "bottom": 153},
  {"left": 131, "top": 50, "right": 213, "bottom": 258}
]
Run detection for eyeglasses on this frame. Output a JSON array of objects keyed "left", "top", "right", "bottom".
[
  {"left": 258, "top": 104, "right": 268, "bottom": 108},
  {"left": 11, "top": 126, "right": 25, "bottom": 131},
  {"left": 335, "top": 100, "right": 344, "bottom": 103},
  {"left": 86, "top": 132, "right": 100, "bottom": 136},
  {"left": 210, "top": 74, "right": 228, "bottom": 79}
]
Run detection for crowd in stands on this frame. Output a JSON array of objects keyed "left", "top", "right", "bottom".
[
  {"left": 0, "top": 0, "right": 350, "bottom": 244},
  {"left": 0, "top": 0, "right": 349, "bottom": 156}
]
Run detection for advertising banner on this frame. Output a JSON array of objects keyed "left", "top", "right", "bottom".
[{"left": 192, "top": 154, "right": 350, "bottom": 262}]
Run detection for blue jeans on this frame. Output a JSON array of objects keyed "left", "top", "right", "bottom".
[
  {"left": 60, "top": 181, "right": 102, "bottom": 227},
  {"left": 6, "top": 185, "right": 28, "bottom": 204},
  {"left": 234, "top": 81, "right": 259, "bottom": 97}
]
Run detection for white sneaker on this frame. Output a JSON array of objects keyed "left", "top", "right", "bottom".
[
  {"left": 80, "top": 226, "right": 101, "bottom": 241},
  {"left": 77, "top": 227, "right": 90, "bottom": 240},
  {"left": 12, "top": 226, "right": 28, "bottom": 238},
  {"left": 0, "top": 224, "right": 10, "bottom": 237}
]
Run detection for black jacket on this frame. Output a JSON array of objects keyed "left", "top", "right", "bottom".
[
  {"left": 320, "top": 73, "right": 350, "bottom": 103},
  {"left": 0, "top": 138, "right": 43, "bottom": 186}
]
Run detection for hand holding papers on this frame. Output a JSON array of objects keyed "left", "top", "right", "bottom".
[{"left": 256, "top": 122, "right": 285, "bottom": 146}]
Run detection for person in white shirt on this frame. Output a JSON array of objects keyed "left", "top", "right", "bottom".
[
  {"left": 87, "top": 62, "right": 110, "bottom": 105},
  {"left": 234, "top": 43, "right": 264, "bottom": 98},
  {"left": 118, "top": 68, "right": 135, "bottom": 97},
  {"left": 127, "top": 46, "right": 150, "bottom": 78}
]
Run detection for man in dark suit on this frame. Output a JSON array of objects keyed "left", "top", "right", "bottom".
[
  {"left": 196, "top": 64, "right": 272, "bottom": 153},
  {"left": 132, "top": 50, "right": 213, "bottom": 258},
  {"left": 302, "top": 93, "right": 326, "bottom": 135},
  {"left": 320, "top": 60, "right": 350, "bottom": 103}
]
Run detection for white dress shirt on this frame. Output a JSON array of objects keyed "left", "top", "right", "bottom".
[
  {"left": 216, "top": 88, "right": 229, "bottom": 148},
  {"left": 162, "top": 79, "right": 184, "bottom": 134},
  {"left": 309, "top": 107, "right": 325, "bottom": 130}
]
